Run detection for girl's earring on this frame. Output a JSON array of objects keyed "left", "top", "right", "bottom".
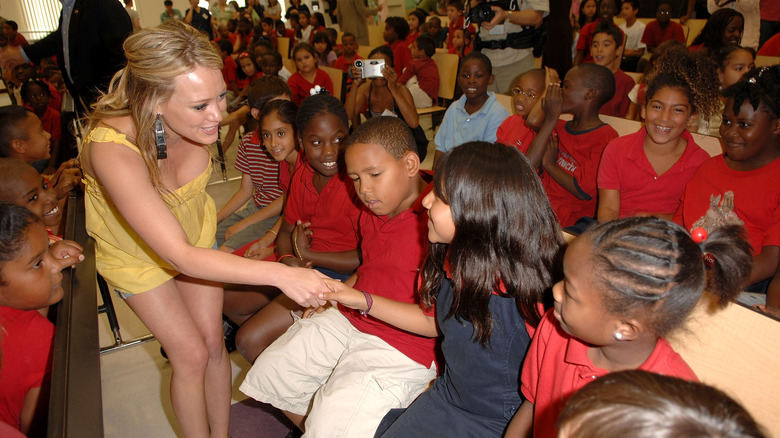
[
  {"left": 155, "top": 114, "right": 168, "bottom": 159},
  {"left": 614, "top": 332, "right": 623, "bottom": 341}
]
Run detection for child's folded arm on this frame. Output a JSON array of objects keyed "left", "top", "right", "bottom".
[
  {"left": 292, "top": 222, "right": 361, "bottom": 274},
  {"left": 225, "top": 196, "right": 284, "bottom": 240}
]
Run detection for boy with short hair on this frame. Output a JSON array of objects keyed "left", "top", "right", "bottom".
[
  {"left": 0, "top": 106, "right": 82, "bottom": 201},
  {"left": 421, "top": 16, "right": 447, "bottom": 49},
  {"left": 275, "top": 19, "right": 295, "bottom": 40},
  {"left": 333, "top": 33, "right": 362, "bottom": 73},
  {"left": 240, "top": 116, "right": 437, "bottom": 438},
  {"left": 445, "top": 0, "right": 469, "bottom": 50},
  {"left": 574, "top": 0, "right": 621, "bottom": 65},
  {"left": 525, "top": 64, "right": 619, "bottom": 229},
  {"left": 216, "top": 39, "right": 239, "bottom": 94},
  {"left": 399, "top": 35, "right": 440, "bottom": 109},
  {"left": 434, "top": 52, "right": 509, "bottom": 164},
  {"left": 642, "top": 0, "right": 686, "bottom": 54},
  {"left": 619, "top": 0, "right": 646, "bottom": 72},
  {"left": 260, "top": 17, "right": 278, "bottom": 49},
  {"left": 255, "top": 40, "right": 292, "bottom": 81},
  {"left": 591, "top": 20, "right": 635, "bottom": 117}
]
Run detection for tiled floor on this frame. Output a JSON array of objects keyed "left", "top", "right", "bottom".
[{"left": 98, "top": 120, "right": 437, "bottom": 437}]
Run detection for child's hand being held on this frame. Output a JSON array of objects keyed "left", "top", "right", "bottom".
[
  {"left": 49, "top": 239, "right": 86, "bottom": 269},
  {"left": 320, "top": 278, "right": 370, "bottom": 310}
]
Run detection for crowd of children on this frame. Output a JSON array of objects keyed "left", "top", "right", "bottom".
[{"left": 3, "top": 6, "right": 780, "bottom": 437}]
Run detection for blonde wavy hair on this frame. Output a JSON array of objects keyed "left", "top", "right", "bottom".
[{"left": 87, "top": 20, "right": 223, "bottom": 197}]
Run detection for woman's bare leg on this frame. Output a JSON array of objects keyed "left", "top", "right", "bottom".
[
  {"left": 175, "top": 275, "right": 231, "bottom": 438},
  {"left": 125, "top": 280, "right": 218, "bottom": 438}
]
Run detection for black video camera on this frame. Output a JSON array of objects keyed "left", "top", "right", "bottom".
[{"left": 466, "top": 0, "right": 511, "bottom": 25}]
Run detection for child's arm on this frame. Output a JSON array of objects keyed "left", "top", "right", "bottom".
[
  {"left": 525, "top": 83, "right": 562, "bottom": 169},
  {"left": 320, "top": 278, "right": 439, "bottom": 337},
  {"left": 383, "top": 65, "right": 420, "bottom": 128},
  {"left": 345, "top": 71, "right": 367, "bottom": 128},
  {"left": 750, "top": 246, "right": 780, "bottom": 287},
  {"left": 292, "top": 221, "right": 360, "bottom": 274},
  {"left": 504, "top": 400, "right": 533, "bottom": 438},
  {"left": 244, "top": 216, "right": 284, "bottom": 260},
  {"left": 225, "top": 196, "right": 284, "bottom": 241},
  {"left": 542, "top": 133, "right": 590, "bottom": 200},
  {"left": 525, "top": 67, "right": 560, "bottom": 132},
  {"left": 597, "top": 189, "right": 620, "bottom": 222},
  {"left": 20, "top": 385, "right": 48, "bottom": 437},
  {"left": 217, "top": 173, "right": 254, "bottom": 223},
  {"left": 573, "top": 49, "right": 586, "bottom": 66},
  {"left": 759, "top": 266, "right": 780, "bottom": 317}
]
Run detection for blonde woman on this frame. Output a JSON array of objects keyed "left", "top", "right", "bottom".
[{"left": 81, "top": 21, "right": 327, "bottom": 437}]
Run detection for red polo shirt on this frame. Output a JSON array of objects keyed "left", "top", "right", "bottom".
[
  {"left": 497, "top": 115, "right": 536, "bottom": 154},
  {"left": 284, "top": 163, "right": 362, "bottom": 253},
  {"left": 598, "top": 128, "right": 710, "bottom": 218},
  {"left": 521, "top": 310, "right": 698, "bottom": 438},
  {"left": 341, "top": 182, "right": 436, "bottom": 368}
]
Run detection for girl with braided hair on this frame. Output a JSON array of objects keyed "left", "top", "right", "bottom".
[
  {"left": 597, "top": 47, "right": 720, "bottom": 222},
  {"left": 676, "top": 65, "right": 780, "bottom": 318},
  {"left": 506, "top": 216, "right": 752, "bottom": 438}
]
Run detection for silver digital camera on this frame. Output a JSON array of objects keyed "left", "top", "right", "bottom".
[{"left": 354, "top": 59, "right": 386, "bottom": 79}]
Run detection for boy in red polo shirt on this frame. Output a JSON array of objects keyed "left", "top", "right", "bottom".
[
  {"left": 399, "top": 35, "right": 440, "bottom": 108},
  {"left": 591, "top": 21, "right": 635, "bottom": 117},
  {"left": 641, "top": 0, "right": 686, "bottom": 54},
  {"left": 525, "top": 63, "right": 619, "bottom": 230},
  {"left": 241, "top": 116, "right": 437, "bottom": 438}
]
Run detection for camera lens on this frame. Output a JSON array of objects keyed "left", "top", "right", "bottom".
[{"left": 355, "top": 60, "right": 362, "bottom": 67}]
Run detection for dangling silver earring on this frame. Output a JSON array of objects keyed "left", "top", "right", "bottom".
[
  {"left": 154, "top": 114, "right": 168, "bottom": 159},
  {"left": 614, "top": 332, "right": 623, "bottom": 341}
]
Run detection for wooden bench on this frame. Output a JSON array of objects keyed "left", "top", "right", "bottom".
[{"left": 668, "top": 299, "right": 780, "bottom": 437}]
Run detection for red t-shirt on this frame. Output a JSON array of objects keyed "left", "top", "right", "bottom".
[
  {"left": 406, "top": 31, "right": 419, "bottom": 46},
  {"left": 497, "top": 114, "right": 536, "bottom": 154},
  {"left": 675, "top": 156, "right": 780, "bottom": 256},
  {"left": 576, "top": 19, "right": 602, "bottom": 63},
  {"left": 235, "top": 130, "right": 284, "bottom": 208},
  {"left": 761, "top": 0, "right": 780, "bottom": 22},
  {"left": 287, "top": 68, "right": 334, "bottom": 105},
  {"left": 399, "top": 57, "right": 439, "bottom": 102},
  {"left": 237, "top": 71, "right": 263, "bottom": 91},
  {"left": 0, "top": 306, "right": 55, "bottom": 430},
  {"left": 26, "top": 105, "right": 61, "bottom": 140},
  {"left": 333, "top": 53, "right": 363, "bottom": 73},
  {"left": 341, "top": 183, "right": 436, "bottom": 368},
  {"left": 542, "top": 120, "right": 618, "bottom": 227},
  {"left": 284, "top": 164, "right": 362, "bottom": 253},
  {"left": 758, "top": 33, "right": 780, "bottom": 56},
  {"left": 222, "top": 56, "right": 239, "bottom": 91},
  {"left": 599, "top": 69, "right": 634, "bottom": 118},
  {"left": 522, "top": 310, "right": 698, "bottom": 438},
  {"left": 598, "top": 128, "right": 710, "bottom": 218},
  {"left": 641, "top": 20, "right": 686, "bottom": 50},
  {"left": 45, "top": 82, "right": 62, "bottom": 113},
  {"left": 8, "top": 33, "right": 28, "bottom": 48},
  {"left": 389, "top": 39, "right": 413, "bottom": 76}
]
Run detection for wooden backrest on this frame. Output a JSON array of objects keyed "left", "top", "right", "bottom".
[
  {"left": 357, "top": 45, "right": 373, "bottom": 60},
  {"left": 282, "top": 57, "right": 296, "bottom": 74},
  {"left": 496, "top": 93, "right": 513, "bottom": 115},
  {"left": 756, "top": 56, "right": 780, "bottom": 67},
  {"left": 367, "top": 23, "right": 384, "bottom": 49},
  {"left": 431, "top": 52, "right": 460, "bottom": 101},
  {"left": 626, "top": 72, "right": 643, "bottom": 84},
  {"left": 321, "top": 66, "right": 346, "bottom": 102},
  {"left": 599, "top": 114, "right": 723, "bottom": 157},
  {"left": 668, "top": 299, "right": 780, "bottom": 437},
  {"left": 277, "top": 37, "right": 290, "bottom": 59}
]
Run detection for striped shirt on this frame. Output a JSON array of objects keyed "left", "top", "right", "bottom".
[{"left": 235, "top": 131, "right": 284, "bottom": 208}]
